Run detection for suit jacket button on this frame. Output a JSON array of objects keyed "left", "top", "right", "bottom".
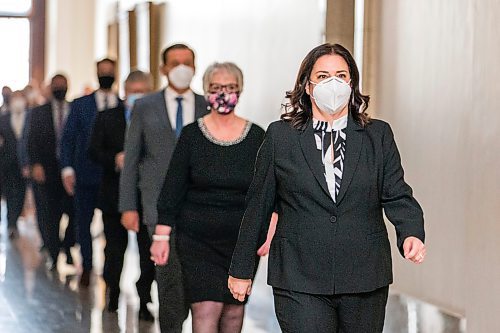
[{"left": 330, "top": 216, "right": 337, "bottom": 223}]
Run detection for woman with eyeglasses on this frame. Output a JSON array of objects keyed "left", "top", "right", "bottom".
[
  {"left": 151, "top": 62, "right": 269, "bottom": 333},
  {"left": 228, "top": 43, "right": 426, "bottom": 332}
]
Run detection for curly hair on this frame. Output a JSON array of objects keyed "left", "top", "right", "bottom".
[{"left": 281, "top": 43, "right": 370, "bottom": 129}]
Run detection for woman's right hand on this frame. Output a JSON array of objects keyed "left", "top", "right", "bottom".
[
  {"left": 257, "top": 212, "right": 278, "bottom": 256},
  {"left": 150, "top": 240, "right": 170, "bottom": 265},
  {"left": 228, "top": 275, "right": 252, "bottom": 302}
]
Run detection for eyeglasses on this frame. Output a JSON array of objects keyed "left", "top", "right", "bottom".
[{"left": 208, "top": 83, "right": 239, "bottom": 94}]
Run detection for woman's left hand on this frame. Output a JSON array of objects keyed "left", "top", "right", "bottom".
[
  {"left": 228, "top": 276, "right": 252, "bottom": 302},
  {"left": 403, "top": 237, "right": 426, "bottom": 264}
]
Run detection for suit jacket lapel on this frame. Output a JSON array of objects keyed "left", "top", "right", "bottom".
[
  {"left": 336, "top": 113, "right": 364, "bottom": 204},
  {"left": 299, "top": 121, "right": 332, "bottom": 199},
  {"left": 90, "top": 92, "right": 98, "bottom": 112},
  {"left": 115, "top": 106, "right": 126, "bottom": 143},
  {"left": 48, "top": 104, "right": 57, "bottom": 143},
  {"left": 157, "top": 89, "right": 170, "bottom": 129},
  {"left": 194, "top": 93, "right": 207, "bottom": 119},
  {"left": 5, "top": 114, "right": 16, "bottom": 142}
]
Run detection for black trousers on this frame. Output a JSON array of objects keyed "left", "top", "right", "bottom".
[
  {"left": 102, "top": 212, "right": 155, "bottom": 306},
  {"left": 74, "top": 184, "right": 99, "bottom": 271},
  {"left": 32, "top": 181, "right": 75, "bottom": 264},
  {"left": 146, "top": 226, "right": 189, "bottom": 333},
  {"left": 273, "top": 286, "right": 389, "bottom": 333},
  {"left": 3, "top": 176, "right": 26, "bottom": 230}
]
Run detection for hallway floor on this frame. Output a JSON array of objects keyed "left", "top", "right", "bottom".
[{"left": 0, "top": 201, "right": 464, "bottom": 333}]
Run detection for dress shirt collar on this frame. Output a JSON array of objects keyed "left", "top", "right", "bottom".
[{"left": 165, "top": 86, "right": 194, "bottom": 105}]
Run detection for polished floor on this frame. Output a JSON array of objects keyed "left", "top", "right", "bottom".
[{"left": 0, "top": 199, "right": 465, "bottom": 333}]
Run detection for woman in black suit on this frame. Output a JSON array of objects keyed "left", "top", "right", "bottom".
[{"left": 228, "top": 43, "right": 426, "bottom": 332}]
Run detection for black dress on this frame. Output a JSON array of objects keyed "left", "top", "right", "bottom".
[{"left": 157, "top": 118, "right": 265, "bottom": 304}]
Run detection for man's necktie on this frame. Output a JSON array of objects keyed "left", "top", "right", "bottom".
[
  {"left": 103, "top": 95, "right": 109, "bottom": 111},
  {"left": 56, "top": 103, "right": 64, "bottom": 158},
  {"left": 175, "top": 96, "right": 183, "bottom": 138},
  {"left": 57, "top": 103, "right": 64, "bottom": 136}
]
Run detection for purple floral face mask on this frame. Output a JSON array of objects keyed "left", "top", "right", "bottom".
[{"left": 206, "top": 92, "right": 239, "bottom": 114}]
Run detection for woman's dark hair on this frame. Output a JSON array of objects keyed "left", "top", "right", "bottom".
[{"left": 281, "top": 43, "right": 370, "bottom": 129}]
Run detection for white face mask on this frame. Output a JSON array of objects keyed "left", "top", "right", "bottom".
[
  {"left": 168, "top": 64, "right": 194, "bottom": 90},
  {"left": 310, "top": 76, "right": 351, "bottom": 115},
  {"left": 10, "top": 98, "right": 26, "bottom": 114}
]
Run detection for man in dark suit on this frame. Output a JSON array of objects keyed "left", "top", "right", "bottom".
[
  {"left": 0, "top": 91, "right": 30, "bottom": 239},
  {"left": 119, "top": 44, "right": 208, "bottom": 332},
  {"left": 60, "top": 58, "right": 121, "bottom": 286},
  {"left": 28, "top": 74, "right": 75, "bottom": 270},
  {"left": 89, "top": 70, "right": 155, "bottom": 320}
]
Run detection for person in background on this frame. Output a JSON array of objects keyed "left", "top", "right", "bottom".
[
  {"left": 151, "top": 62, "right": 268, "bottom": 333},
  {"left": 23, "top": 80, "right": 46, "bottom": 108},
  {"left": 119, "top": 44, "right": 208, "bottom": 333},
  {"left": 0, "top": 91, "right": 30, "bottom": 239},
  {"left": 89, "top": 70, "right": 155, "bottom": 321},
  {"left": 1, "top": 86, "right": 12, "bottom": 115},
  {"left": 28, "top": 74, "right": 76, "bottom": 271},
  {"left": 228, "top": 43, "right": 426, "bottom": 333},
  {"left": 60, "top": 58, "right": 121, "bottom": 287}
]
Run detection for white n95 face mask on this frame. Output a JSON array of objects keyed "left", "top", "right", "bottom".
[
  {"left": 168, "top": 64, "right": 194, "bottom": 90},
  {"left": 310, "top": 76, "right": 351, "bottom": 115}
]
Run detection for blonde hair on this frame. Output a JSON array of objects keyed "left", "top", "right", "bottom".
[{"left": 202, "top": 62, "right": 244, "bottom": 93}]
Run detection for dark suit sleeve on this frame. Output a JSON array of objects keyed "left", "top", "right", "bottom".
[
  {"left": 27, "top": 110, "right": 41, "bottom": 165},
  {"left": 60, "top": 101, "right": 79, "bottom": 169},
  {"left": 156, "top": 127, "right": 191, "bottom": 227},
  {"left": 18, "top": 110, "right": 31, "bottom": 168},
  {"left": 119, "top": 101, "right": 143, "bottom": 212},
  {"left": 381, "top": 122, "right": 425, "bottom": 256},
  {"left": 0, "top": 125, "right": 6, "bottom": 171},
  {"left": 88, "top": 112, "right": 116, "bottom": 171},
  {"left": 229, "top": 124, "right": 277, "bottom": 279}
]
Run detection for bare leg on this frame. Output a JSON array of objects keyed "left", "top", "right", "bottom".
[
  {"left": 219, "top": 304, "right": 245, "bottom": 333},
  {"left": 192, "top": 301, "right": 224, "bottom": 333}
]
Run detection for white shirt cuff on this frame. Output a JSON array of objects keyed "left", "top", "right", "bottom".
[{"left": 62, "top": 167, "right": 75, "bottom": 178}]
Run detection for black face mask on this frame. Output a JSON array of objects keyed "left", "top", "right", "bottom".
[
  {"left": 52, "top": 88, "right": 67, "bottom": 101},
  {"left": 98, "top": 75, "right": 115, "bottom": 90}
]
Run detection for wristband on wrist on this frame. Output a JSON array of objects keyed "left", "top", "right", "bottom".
[{"left": 152, "top": 234, "right": 170, "bottom": 242}]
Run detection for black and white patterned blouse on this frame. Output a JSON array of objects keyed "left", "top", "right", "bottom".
[{"left": 313, "top": 115, "right": 347, "bottom": 203}]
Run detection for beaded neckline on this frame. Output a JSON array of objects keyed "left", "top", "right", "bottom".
[{"left": 197, "top": 118, "right": 252, "bottom": 146}]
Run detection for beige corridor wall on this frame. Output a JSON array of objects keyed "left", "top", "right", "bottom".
[
  {"left": 91, "top": 0, "right": 326, "bottom": 128},
  {"left": 45, "top": 0, "right": 97, "bottom": 99},
  {"left": 371, "top": 0, "right": 500, "bottom": 331}
]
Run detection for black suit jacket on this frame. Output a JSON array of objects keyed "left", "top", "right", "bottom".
[
  {"left": 229, "top": 114, "right": 425, "bottom": 295},
  {"left": 28, "top": 102, "right": 63, "bottom": 185},
  {"left": 0, "top": 113, "right": 24, "bottom": 182},
  {"left": 88, "top": 105, "right": 127, "bottom": 213}
]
